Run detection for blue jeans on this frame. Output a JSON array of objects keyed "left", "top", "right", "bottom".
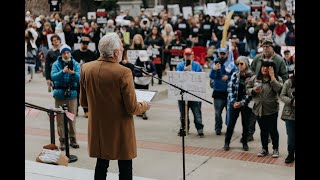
[
  {"left": 213, "top": 98, "right": 227, "bottom": 132},
  {"left": 285, "top": 120, "right": 295, "bottom": 155},
  {"left": 257, "top": 112, "right": 279, "bottom": 150},
  {"left": 225, "top": 106, "right": 251, "bottom": 143},
  {"left": 178, "top": 100, "right": 203, "bottom": 132}
]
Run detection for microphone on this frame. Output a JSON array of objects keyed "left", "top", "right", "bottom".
[{"left": 134, "top": 65, "right": 147, "bottom": 73}]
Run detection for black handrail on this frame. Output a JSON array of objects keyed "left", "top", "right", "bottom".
[{"left": 25, "top": 102, "right": 78, "bottom": 163}]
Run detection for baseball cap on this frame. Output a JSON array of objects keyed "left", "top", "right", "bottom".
[
  {"left": 184, "top": 48, "right": 194, "bottom": 55},
  {"left": 278, "top": 18, "right": 284, "bottom": 22},
  {"left": 261, "top": 38, "right": 274, "bottom": 47},
  {"left": 138, "top": 50, "right": 149, "bottom": 62},
  {"left": 218, "top": 47, "right": 227, "bottom": 54}
]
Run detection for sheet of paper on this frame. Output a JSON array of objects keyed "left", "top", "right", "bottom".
[{"left": 135, "top": 90, "right": 157, "bottom": 102}]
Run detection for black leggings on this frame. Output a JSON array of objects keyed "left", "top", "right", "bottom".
[{"left": 94, "top": 158, "right": 132, "bottom": 180}]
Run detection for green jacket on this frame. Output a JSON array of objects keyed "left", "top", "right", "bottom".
[{"left": 251, "top": 53, "right": 288, "bottom": 82}]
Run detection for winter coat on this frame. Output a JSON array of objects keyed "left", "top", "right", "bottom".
[
  {"left": 280, "top": 78, "right": 295, "bottom": 121},
  {"left": 80, "top": 57, "right": 149, "bottom": 160}
]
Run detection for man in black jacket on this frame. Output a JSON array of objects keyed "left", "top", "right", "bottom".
[
  {"left": 72, "top": 36, "right": 97, "bottom": 117},
  {"left": 45, "top": 34, "right": 61, "bottom": 91}
]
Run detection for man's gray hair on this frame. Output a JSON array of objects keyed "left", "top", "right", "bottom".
[{"left": 98, "top": 32, "right": 121, "bottom": 58}]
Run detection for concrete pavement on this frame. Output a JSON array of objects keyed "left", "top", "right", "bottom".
[{"left": 25, "top": 70, "right": 294, "bottom": 180}]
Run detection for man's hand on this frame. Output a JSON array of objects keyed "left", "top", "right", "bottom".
[
  {"left": 233, "top": 102, "right": 241, "bottom": 109},
  {"left": 213, "top": 63, "right": 221, "bottom": 71},
  {"left": 184, "top": 65, "right": 191, "bottom": 71},
  {"left": 63, "top": 66, "right": 68, "bottom": 73},
  {"left": 222, "top": 75, "right": 228, "bottom": 81},
  {"left": 142, "top": 101, "right": 151, "bottom": 110},
  {"left": 68, "top": 69, "right": 75, "bottom": 75},
  {"left": 47, "top": 80, "right": 52, "bottom": 87}
]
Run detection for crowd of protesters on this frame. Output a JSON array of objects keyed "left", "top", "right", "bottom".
[{"left": 25, "top": 7, "right": 295, "bottom": 164}]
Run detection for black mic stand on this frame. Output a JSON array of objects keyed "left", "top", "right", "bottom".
[{"left": 134, "top": 66, "right": 212, "bottom": 180}]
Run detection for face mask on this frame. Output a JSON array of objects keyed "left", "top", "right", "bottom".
[{"left": 62, "top": 58, "right": 71, "bottom": 63}]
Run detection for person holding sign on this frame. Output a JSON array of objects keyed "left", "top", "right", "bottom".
[
  {"left": 80, "top": 33, "right": 151, "bottom": 180},
  {"left": 134, "top": 51, "right": 156, "bottom": 120},
  {"left": 176, "top": 48, "right": 204, "bottom": 137}
]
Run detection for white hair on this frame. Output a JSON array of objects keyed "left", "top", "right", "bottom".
[{"left": 98, "top": 32, "right": 121, "bottom": 58}]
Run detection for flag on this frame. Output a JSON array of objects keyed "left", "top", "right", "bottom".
[
  {"left": 65, "top": 111, "right": 76, "bottom": 121},
  {"left": 224, "top": 39, "right": 235, "bottom": 73},
  {"left": 28, "top": 108, "right": 40, "bottom": 117},
  {"left": 25, "top": 107, "right": 31, "bottom": 117}
]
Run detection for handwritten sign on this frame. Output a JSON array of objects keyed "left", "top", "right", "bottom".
[
  {"left": 167, "top": 71, "right": 206, "bottom": 102},
  {"left": 281, "top": 46, "right": 295, "bottom": 57},
  {"left": 127, "top": 50, "right": 148, "bottom": 64}
]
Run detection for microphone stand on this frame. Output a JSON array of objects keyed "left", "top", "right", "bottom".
[{"left": 134, "top": 66, "right": 212, "bottom": 180}]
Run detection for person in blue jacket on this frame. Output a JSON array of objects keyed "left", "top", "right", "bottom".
[
  {"left": 51, "top": 44, "right": 80, "bottom": 150},
  {"left": 209, "top": 47, "right": 238, "bottom": 135},
  {"left": 176, "top": 48, "right": 204, "bottom": 137}
]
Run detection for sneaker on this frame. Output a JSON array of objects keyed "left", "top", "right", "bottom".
[
  {"left": 285, "top": 155, "right": 295, "bottom": 164},
  {"left": 257, "top": 149, "right": 268, "bottom": 157},
  {"left": 272, "top": 149, "right": 280, "bottom": 158}
]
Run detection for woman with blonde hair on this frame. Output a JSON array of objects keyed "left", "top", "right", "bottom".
[
  {"left": 130, "top": 34, "right": 146, "bottom": 50},
  {"left": 223, "top": 56, "right": 253, "bottom": 151}
]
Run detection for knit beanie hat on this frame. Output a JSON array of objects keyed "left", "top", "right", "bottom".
[{"left": 60, "top": 44, "right": 72, "bottom": 54}]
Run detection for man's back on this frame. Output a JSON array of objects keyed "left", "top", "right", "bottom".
[{"left": 80, "top": 57, "right": 147, "bottom": 160}]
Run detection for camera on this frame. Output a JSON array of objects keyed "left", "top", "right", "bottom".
[
  {"left": 143, "top": 20, "right": 147, "bottom": 25},
  {"left": 186, "top": 60, "right": 191, "bottom": 66},
  {"left": 64, "top": 86, "right": 71, "bottom": 97},
  {"left": 67, "top": 61, "right": 74, "bottom": 70}
]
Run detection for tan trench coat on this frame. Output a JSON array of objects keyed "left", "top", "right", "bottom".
[{"left": 80, "top": 57, "right": 148, "bottom": 160}]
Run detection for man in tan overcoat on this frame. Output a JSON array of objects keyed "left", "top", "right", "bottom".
[{"left": 80, "top": 32, "right": 151, "bottom": 180}]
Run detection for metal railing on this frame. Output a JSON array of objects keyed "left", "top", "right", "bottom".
[{"left": 25, "top": 102, "right": 78, "bottom": 163}]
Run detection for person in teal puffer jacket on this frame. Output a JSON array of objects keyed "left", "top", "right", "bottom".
[{"left": 51, "top": 44, "right": 80, "bottom": 151}]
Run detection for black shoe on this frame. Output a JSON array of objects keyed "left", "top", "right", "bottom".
[
  {"left": 285, "top": 155, "right": 295, "bottom": 164},
  {"left": 223, "top": 143, "right": 230, "bottom": 151},
  {"left": 70, "top": 137, "right": 80, "bottom": 149},
  {"left": 242, "top": 143, "right": 249, "bottom": 151},
  {"left": 248, "top": 136, "right": 254, "bottom": 142},
  {"left": 142, "top": 113, "right": 148, "bottom": 120},
  {"left": 59, "top": 138, "right": 65, "bottom": 151},
  {"left": 216, "top": 130, "right": 221, "bottom": 135},
  {"left": 198, "top": 132, "right": 204, "bottom": 138}
]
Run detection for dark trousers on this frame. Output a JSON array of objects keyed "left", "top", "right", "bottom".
[
  {"left": 134, "top": 84, "right": 149, "bottom": 90},
  {"left": 285, "top": 120, "right": 295, "bottom": 156},
  {"left": 77, "top": 86, "right": 88, "bottom": 113},
  {"left": 248, "top": 110, "right": 257, "bottom": 136},
  {"left": 225, "top": 106, "right": 251, "bottom": 143},
  {"left": 257, "top": 112, "right": 279, "bottom": 150},
  {"left": 178, "top": 100, "right": 203, "bottom": 132},
  {"left": 155, "top": 64, "right": 162, "bottom": 84},
  {"left": 213, "top": 98, "right": 227, "bottom": 132},
  {"left": 94, "top": 158, "right": 132, "bottom": 180}
]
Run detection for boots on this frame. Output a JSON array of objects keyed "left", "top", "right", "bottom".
[
  {"left": 70, "top": 137, "right": 80, "bottom": 148},
  {"left": 223, "top": 142, "right": 230, "bottom": 151},
  {"left": 242, "top": 143, "right": 249, "bottom": 151},
  {"left": 59, "top": 138, "right": 65, "bottom": 151}
]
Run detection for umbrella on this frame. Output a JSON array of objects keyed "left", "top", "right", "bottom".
[
  {"left": 228, "top": 2, "right": 250, "bottom": 12},
  {"left": 265, "top": 6, "right": 273, "bottom": 12}
]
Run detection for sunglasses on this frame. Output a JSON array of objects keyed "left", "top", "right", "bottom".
[
  {"left": 262, "top": 45, "right": 271, "bottom": 48},
  {"left": 81, "top": 41, "right": 89, "bottom": 45},
  {"left": 236, "top": 62, "right": 244, "bottom": 66}
]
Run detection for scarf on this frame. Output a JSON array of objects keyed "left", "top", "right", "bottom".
[{"left": 275, "top": 25, "right": 287, "bottom": 36}]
